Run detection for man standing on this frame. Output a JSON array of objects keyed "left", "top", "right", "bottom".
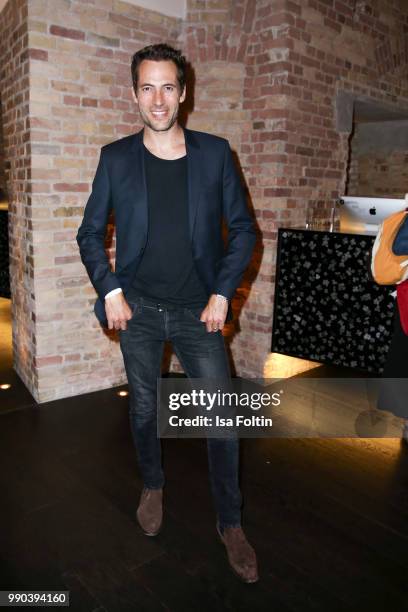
[{"left": 77, "top": 44, "right": 257, "bottom": 583}]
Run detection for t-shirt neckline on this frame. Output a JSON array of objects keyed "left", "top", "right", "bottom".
[{"left": 143, "top": 143, "right": 187, "bottom": 162}]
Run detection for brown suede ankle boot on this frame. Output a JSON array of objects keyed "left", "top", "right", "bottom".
[
  {"left": 217, "top": 525, "right": 259, "bottom": 583},
  {"left": 136, "top": 487, "right": 163, "bottom": 536}
]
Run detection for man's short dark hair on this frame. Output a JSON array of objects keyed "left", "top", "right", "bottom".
[{"left": 131, "top": 43, "right": 187, "bottom": 93}]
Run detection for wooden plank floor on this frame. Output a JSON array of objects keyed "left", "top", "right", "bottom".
[
  {"left": 1, "top": 385, "right": 408, "bottom": 611},
  {"left": 1, "top": 300, "right": 408, "bottom": 610}
]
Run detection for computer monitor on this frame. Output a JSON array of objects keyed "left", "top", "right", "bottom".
[{"left": 339, "top": 196, "right": 407, "bottom": 234}]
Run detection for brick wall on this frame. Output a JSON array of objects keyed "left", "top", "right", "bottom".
[
  {"left": 0, "top": 98, "right": 6, "bottom": 199},
  {"left": 2, "top": 0, "right": 408, "bottom": 400},
  {"left": 28, "top": 1, "right": 181, "bottom": 401},
  {"left": 236, "top": 0, "right": 408, "bottom": 377},
  {"left": 182, "top": 0, "right": 257, "bottom": 375},
  {"left": 0, "top": 0, "right": 182, "bottom": 402},
  {"left": 0, "top": 0, "right": 32, "bottom": 392}
]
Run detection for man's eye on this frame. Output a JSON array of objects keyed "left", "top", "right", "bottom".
[
  {"left": 142, "top": 87, "right": 151, "bottom": 92},
  {"left": 165, "top": 86, "right": 174, "bottom": 91}
]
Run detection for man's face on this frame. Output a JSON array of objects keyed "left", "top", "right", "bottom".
[{"left": 132, "top": 59, "right": 185, "bottom": 132}]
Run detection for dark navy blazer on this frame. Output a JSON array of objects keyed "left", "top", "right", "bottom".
[{"left": 77, "top": 127, "right": 256, "bottom": 326}]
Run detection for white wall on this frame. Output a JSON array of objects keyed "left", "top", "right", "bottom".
[{"left": 126, "top": 0, "right": 185, "bottom": 18}]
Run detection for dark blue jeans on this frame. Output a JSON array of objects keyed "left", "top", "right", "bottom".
[{"left": 119, "top": 296, "right": 242, "bottom": 531}]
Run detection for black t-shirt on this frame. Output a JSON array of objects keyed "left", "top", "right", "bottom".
[{"left": 127, "top": 145, "right": 208, "bottom": 307}]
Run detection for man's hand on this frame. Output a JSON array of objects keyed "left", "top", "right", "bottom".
[
  {"left": 105, "top": 292, "right": 133, "bottom": 331},
  {"left": 200, "top": 294, "right": 228, "bottom": 333}
]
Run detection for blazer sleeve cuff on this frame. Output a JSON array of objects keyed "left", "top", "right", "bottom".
[{"left": 94, "top": 271, "right": 122, "bottom": 303}]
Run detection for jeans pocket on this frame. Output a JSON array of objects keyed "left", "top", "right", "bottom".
[
  {"left": 185, "top": 307, "right": 205, "bottom": 324},
  {"left": 125, "top": 301, "right": 139, "bottom": 324}
]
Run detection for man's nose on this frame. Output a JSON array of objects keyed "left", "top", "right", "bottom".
[{"left": 153, "top": 89, "right": 164, "bottom": 106}]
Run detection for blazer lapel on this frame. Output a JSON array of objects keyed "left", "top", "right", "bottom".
[
  {"left": 129, "top": 129, "right": 148, "bottom": 239},
  {"left": 184, "top": 128, "right": 201, "bottom": 241}
]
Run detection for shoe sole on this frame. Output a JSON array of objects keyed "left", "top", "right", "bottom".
[
  {"left": 216, "top": 525, "right": 259, "bottom": 584},
  {"left": 140, "top": 527, "right": 161, "bottom": 537},
  {"left": 136, "top": 515, "right": 162, "bottom": 537}
]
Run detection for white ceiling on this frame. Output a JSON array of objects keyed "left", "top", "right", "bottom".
[{"left": 0, "top": 0, "right": 186, "bottom": 19}]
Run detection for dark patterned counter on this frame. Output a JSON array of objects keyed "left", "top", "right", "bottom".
[
  {"left": 0, "top": 207, "right": 10, "bottom": 298},
  {"left": 271, "top": 228, "right": 395, "bottom": 374}
]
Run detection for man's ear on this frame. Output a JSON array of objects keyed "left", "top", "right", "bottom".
[
  {"left": 131, "top": 88, "right": 138, "bottom": 105},
  {"left": 180, "top": 86, "right": 186, "bottom": 104}
]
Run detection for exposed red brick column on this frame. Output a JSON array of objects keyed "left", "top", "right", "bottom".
[
  {"left": 182, "top": 0, "right": 263, "bottom": 377},
  {"left": 233, "top": 0, "right": 297, "bottom": 377},
  {"left": 30, "top": 1, "right": 182, "bottom": 401},
  {"left": 0, "top": 0, "right": 32, "bottom": 392},
  {"left": 1, "top": 0, "right": 182, "bottom": 401}
]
